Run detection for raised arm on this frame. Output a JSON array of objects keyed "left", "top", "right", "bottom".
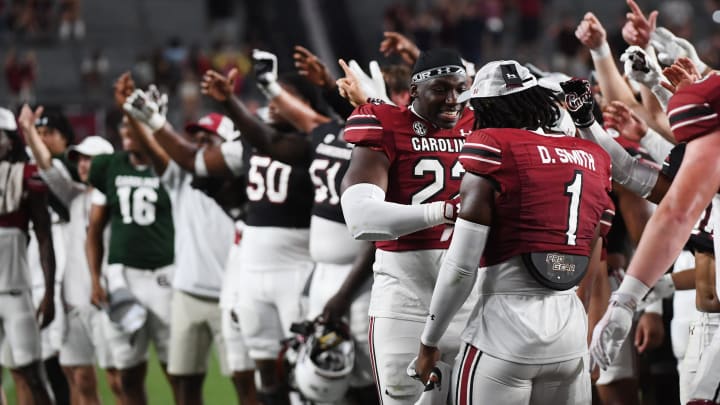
[
  {"left": 17, "top": 104, "right": 51, "bottom": 170},
  {"left": 293, "top": 45, "right": 354, "bottom": 119},
  {"left": 252, "top": 50, "right": 330, "bottom": 133},
  {"left": 202, "top": 68, "right": 311, "bottom": 165},
  {"left": 122, "top": 86, "right": 240, "bottom": 177},
  {"left": 576, "top": 10, "right": 671, "bottom": 136},
  {"left": 114, "top": 75, "right": 171, "bottom": 174},
  {"left": 561, "top": 79, "right": 672, "bottom": 204}
]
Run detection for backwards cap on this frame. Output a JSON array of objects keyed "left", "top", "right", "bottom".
[{"left": 458, "top": 60, "right": 537, "bottom": 102}]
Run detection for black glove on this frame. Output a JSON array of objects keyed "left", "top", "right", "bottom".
[{"left": 559, "top": 78, "right": 595, "bottom": 128}]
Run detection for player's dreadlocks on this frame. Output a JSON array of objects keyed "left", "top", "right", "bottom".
[{"left": 470, "top": 86, "right": 561, "bottom": 131}]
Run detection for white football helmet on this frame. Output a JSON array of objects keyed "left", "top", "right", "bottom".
[{"left": 293, "top": 322, "right": 355, "bottom": 402}]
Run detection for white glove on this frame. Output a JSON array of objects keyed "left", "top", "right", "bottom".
[
  {"left": 347, "top": 60, "right": 393, "bottom": 105},
  {"left": 407, "top": 358, "right": 452, "bottom": 405},
  {"left": 589, "top": 292, "right": 636, "bottom": 370},
  {"left": 123, "top": 89, "right": 167, "bottom": 131},
  {"left": 252, "top": 49, "right": 282, "bottom": 99},
  {"left": 650, "top": 27, "right": 708, "bottom": 73},
  {"left": 637, "top": 273, "right": 675, "bottom": 311},
  {"left": 620, "top": 46, "right": 664, "bottom": 88},
  {"left": 146, "top": 84, "right": 168, "bottom": 117}
]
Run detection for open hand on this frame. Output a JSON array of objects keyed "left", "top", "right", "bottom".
[{"left": 201, "top": 68, "right": 238, "bottom": 102}]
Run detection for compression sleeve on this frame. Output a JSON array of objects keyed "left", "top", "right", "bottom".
[
  {"left": 578, "top": 122, "right": 658, "bottom": 198},
  {"left": 639, "top": 127, "right": 674, "bottom": 163},
  {"left": 340, "top": 183, "right": 447, "bottom": 241},
  {"left": 421, "top": 218, "right": 489, "bottom": 347}
]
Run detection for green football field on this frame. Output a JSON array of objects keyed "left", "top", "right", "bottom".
[{"left": 2, "top": 349, "right": 238, "bottom": 404}]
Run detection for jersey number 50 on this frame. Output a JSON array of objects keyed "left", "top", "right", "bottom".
[{"left": 246, "top": 155, "right": 291, "bottom": 203}]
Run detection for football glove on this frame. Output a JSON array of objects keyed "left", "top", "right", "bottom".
[
  {"left": 559, "top": 79, "right": 595, "bottom": 128},
  {"left": 650, "top": 27, "right": 708, "bottom": 73},
  {"left": 589, "top": 292, "right": 636, "bottom": 370},
  {"left": 123, "top": 89, "right": 167, "bottom": 132},
  {"left": 637, "top": 273, "right": 675, "bottom": 311},
  {"left": 620, "top": 46, "right": 663, "bottom": 88},
  {"left": 347, "top": 59, "right": 393, "bottom": 105},
  {"left": 146, "top": 84, "right": 169, "bottom": 118},
  {"left": 252, "top": 49, "right": 282, "bottom": 99}
]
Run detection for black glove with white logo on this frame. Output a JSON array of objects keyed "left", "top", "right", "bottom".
[{"left": 559, "top": 79, "right": 595, "bottom": 128}]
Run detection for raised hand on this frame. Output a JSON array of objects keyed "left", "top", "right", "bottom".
[
  {"left": 560, "top": 78, "right": 595, "bottom": 128},
  {"left": 379, "top": 31, "right": 420, "bottom": 65},
  {"left": 347, "top": 59, "right": 392, "bottom": 105},
  {"left": 114, "top": 72, "right": 136, "bottom": 108},
  {"left": 201, "top": 68, "right": 238, "bottom": 102},
  {"left": 661, "top": 57, "right": 700, "bottom": 93},
  {"left": 336, "top": 59, "right": 368, "bottom": 107},
  {"left": 621, "top": 0, "right": 658, "bottom": 48},
  {"left": 17, "top": 103, "right": 43, "bottom": 132},
  {"left": 575, "top": 13, "right": 607, "bottom": 50},
  {"left": 619, "top": 46, "right": 664, "bottom": 88},
  {"left": 651, "top": 27, "right": 708, "bottom": 73},
  {"left": 603, "top": 101, "right": 648, "bottom": 143},
  {"left": 123, "top": 89, "right": 167, "bottom": 131},
  {"left": 293, "top": 45, "right": 334, "bottom": 88}
]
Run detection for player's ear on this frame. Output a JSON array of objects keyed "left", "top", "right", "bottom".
[{"left": 409, "top": 83, "right": 419, "bottom": 99}]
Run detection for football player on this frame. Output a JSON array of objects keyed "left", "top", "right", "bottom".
[
  {"left": 0, "top": 107, "right": 55, "bottom": 404},
  {"left": 574, "top": 64, "right": 720, "bottom": 404},
  {"left": 19, "top": 103, "right": 116, "bottom": 405},
  {"left": 242, "top": 49, "right": 415, "bottom": 404},
  {"left": 123, "top": 71, "right": 317, "bottom": 404},
  {"left": 339, "top": 48, "right": 473, "bottom": 404},
  {"left": 85, "top": 113, "right": 176, "bottom": 404},
  {"left": 414, "top": 62, "right": 613, "bottom": 405}
]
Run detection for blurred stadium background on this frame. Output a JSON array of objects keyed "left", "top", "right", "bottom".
[{"left": 0, "top": 0, "right": 718, "bottom": 403}]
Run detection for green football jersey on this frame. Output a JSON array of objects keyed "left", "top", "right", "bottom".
[{"left": 89, "top": 152, "right": 174, "bottom": 269}]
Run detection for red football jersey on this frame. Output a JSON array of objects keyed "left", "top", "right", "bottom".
[
  {"left": 668, "top": 74, "right": 720, "bottom": 143},
  {"left": 0, "top": 163, "right": 48, "bottom": 232},
  {"left": 459, "top": 128, "right": 614, "bottom": 266},
  {"left": 344, "top": 103, "right": 474, "bottom": 251}
]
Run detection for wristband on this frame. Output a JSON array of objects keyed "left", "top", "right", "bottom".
[
  {"left": 590, "top": 42, "right": 611, "bottom": 60},
  {"left": 617, "top": 274, "right": 651, "bottom": 302}
]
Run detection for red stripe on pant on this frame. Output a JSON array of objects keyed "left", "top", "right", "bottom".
[
  {"left": 458, "top": 344, "right": 480, "bottom": 405},
  {"left": 368, "top": 317, "right": 383, "bottom": 404}
]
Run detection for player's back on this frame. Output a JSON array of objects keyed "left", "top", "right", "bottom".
[{"left": 459, "top": 128, "right": 613, "bottom": 267}]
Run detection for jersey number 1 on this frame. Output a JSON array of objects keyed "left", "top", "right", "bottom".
[{"left": 564, "top": 171, "right": 583, "bottom": 246}]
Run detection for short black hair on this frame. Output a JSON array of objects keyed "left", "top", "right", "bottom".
[
  {"left": 35, "top": 107, "right": 75, "bottom": 145},
  {"left": 470, "top": 86, "right": 561, "bottom": 131}
]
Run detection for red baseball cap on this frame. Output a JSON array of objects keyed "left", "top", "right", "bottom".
[{"left": 185, "top": 113, "right": 240, "bottom": 142}]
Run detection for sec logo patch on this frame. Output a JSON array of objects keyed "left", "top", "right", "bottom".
[{"left": 413, "top": 121, "right": 427, "bottom": 136}]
